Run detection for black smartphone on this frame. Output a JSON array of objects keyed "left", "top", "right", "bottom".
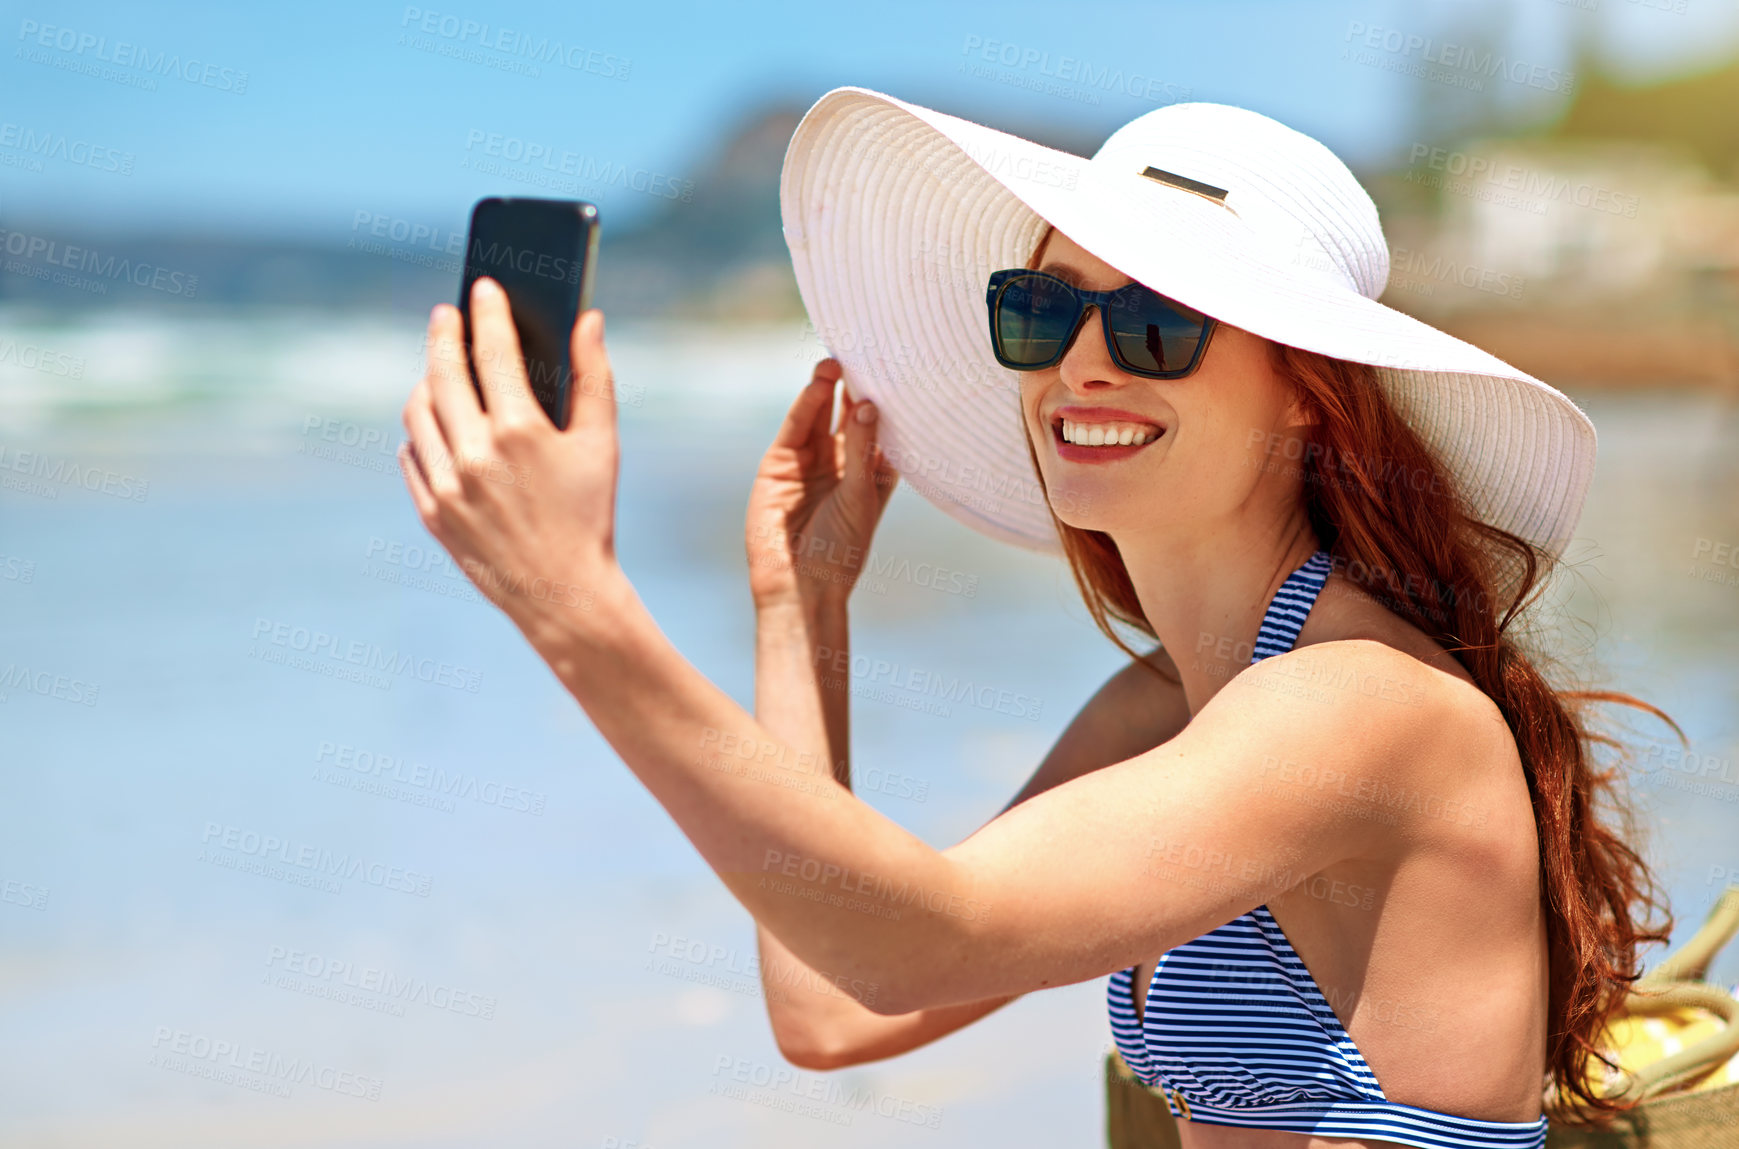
[{"left": 457, "top": 197, "right": 600, "bottom": 430}]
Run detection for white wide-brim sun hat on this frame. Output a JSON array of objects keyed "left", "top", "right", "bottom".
[{"left": 778, "top": 85, "right": 1595, "bottom": 570}]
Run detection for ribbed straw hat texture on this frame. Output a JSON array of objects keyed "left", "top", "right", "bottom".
[{"left": 779, "top": 86, "right": 1596, "bottom": 576}]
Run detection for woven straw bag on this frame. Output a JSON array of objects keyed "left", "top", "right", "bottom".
[
  {"left": 1105, "top": 886, "right": 1739, "bottom": 1149},
  {"left": 1544, "top": 884, "right": 1739, "bottom": 1148}
]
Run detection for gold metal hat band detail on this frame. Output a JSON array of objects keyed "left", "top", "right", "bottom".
[{"left": 1139, "top": 165, "right": 1229, "bottom": 205}]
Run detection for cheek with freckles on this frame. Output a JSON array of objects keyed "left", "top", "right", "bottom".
[{"left": 1168, "top": 333, "right": 1295, "bottom": 457}]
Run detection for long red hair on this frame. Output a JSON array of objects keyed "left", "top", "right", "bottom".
[{"left": 1020, "top": 233, "right": 1679, "bottom": 1126}]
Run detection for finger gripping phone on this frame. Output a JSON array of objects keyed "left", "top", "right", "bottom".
[{"left": 457, "top": 197, "right": 600, "bottom": 430}]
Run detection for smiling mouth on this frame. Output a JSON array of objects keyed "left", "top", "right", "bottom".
[{"left": 1051, "top": 415, "right": 1166, "bottom": 448}]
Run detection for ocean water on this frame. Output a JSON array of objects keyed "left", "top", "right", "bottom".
[{"left": 1, "top": 307, "right": 1736, "bottom": 1148}]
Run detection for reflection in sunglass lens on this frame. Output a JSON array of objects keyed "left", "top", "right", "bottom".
[
  {"left": 995, "top": 274, "right": 1078, "bottom": 367},
  {"left": 1106, "top": 283, "right": 1209, "bottom": 375}
]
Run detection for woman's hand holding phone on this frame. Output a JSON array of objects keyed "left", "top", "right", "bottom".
[{"left": 399, "top": 276, "right": 630, "bottom": 646}]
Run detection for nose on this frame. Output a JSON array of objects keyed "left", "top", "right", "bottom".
[{"left": 1056, "top": 303, "right": 1122, "bottom": 393}]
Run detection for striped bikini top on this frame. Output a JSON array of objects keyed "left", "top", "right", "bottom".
[{"left": 1106, "top": 550, "right": 1548, "bottom": 1149}]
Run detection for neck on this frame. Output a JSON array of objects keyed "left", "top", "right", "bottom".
[{"left": 1114, "top": 519, "right": 1323, "bottom": 715}]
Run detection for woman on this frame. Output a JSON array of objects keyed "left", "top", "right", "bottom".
[{"left": 398, "top": 87, "right": 1674, "bottom": 1147}]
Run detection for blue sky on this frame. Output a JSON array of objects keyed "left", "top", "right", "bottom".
[{"left": 3, "top": 0, "right": 1736, "bottom": 242}]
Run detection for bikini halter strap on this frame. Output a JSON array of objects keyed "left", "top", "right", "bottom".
[{"left": 1250, "top": 550, "right": 1333, "bottom": 663}]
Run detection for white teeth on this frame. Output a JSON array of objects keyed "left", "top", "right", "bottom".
[{"left": 1058, "top": 418, "right": 1163, "bottom": 446}]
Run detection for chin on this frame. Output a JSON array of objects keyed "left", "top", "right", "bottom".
[
  {"left": 1044, "top": 486, "right": 1137, "bottom": 537},
  {"left": 1045, "top": 455, "right": 1198, "bottom": 538}
]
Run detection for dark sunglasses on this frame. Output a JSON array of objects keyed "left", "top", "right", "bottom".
[{"left": 985, "top": 268, "right": 1218, "bottom": 379}]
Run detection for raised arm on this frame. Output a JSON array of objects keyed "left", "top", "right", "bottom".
[
  {"left": 754, "top": 576, "right": 1192, "bottom": 1068},
  {"left": 750, "top": 592, "right": 1028, "bottom": 1070},
  {"left": 738, "top": 359, "right": 913, "bottom": 1065}
]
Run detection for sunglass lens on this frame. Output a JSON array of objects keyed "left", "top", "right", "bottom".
[
  {"left": 1106, "top": 284, "right": 1208, "bottom": 375},
  {"left": 995, "top": 273, "right": 1078, "bottom": 367}
]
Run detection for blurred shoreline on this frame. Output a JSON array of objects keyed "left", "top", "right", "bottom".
[{"left": 1, "top": 307, "right": 1733, "bottom": 464}]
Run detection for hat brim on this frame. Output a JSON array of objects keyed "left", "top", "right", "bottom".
[{"left": 779, "top": 85, "right": 1596, "bottom": 568}]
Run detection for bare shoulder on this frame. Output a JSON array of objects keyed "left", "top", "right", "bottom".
[
  {"left": 1238, "top": 635, "right": 1501, "bottom": 726},
  {"left": 1228, "top": 636, "right": 1518, "bottom": 793},
  {"left": 1305, "top": 570, "right": 1494, "bottom": 694}
]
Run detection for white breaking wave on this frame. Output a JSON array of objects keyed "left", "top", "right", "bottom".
[{"left": 0, "top": 305, "right": 820, "bottom": 438}]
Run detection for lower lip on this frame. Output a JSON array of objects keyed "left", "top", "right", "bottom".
[{"left": 1053, "top": 427, "right": 1163, "bottom": 463}]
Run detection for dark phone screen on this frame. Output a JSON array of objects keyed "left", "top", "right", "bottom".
[{"left": 457, "top": 198, "right": 598, "bottom": 430}]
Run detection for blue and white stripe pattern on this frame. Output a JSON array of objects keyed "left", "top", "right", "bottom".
[
  {"left": 1248, "top": 549, "right": 1332, "bottom": 659},
  {"left": 1106, "top": 549, "right": 1549, "bottom": 1149}
]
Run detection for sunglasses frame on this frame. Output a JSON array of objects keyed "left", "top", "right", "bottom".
[{"left": 984, "top": 268, "right": 1219, "bottom": 380}]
